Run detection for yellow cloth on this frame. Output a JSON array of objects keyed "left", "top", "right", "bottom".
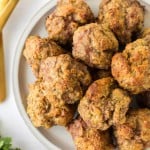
[{"left": 0, "top": 0, "right": 19, "bottom": 102}]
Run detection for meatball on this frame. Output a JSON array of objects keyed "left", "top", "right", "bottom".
[
  {"left": 67, "top": 117, "right": 114, "bottom": 150},
  {"left": 78, "top": 77, "right": 131, "bottom": 130},
  {"left": 139, "top": 28, "right": 150, "bottom": 38},
  {"left": 27, "top": 81, "right": 74, "bottom": 128},
  {"left": 98, "top": 0, "right": 144, "bottom": 45},
  {"left": 136, "top": 91, "right": 150, "bottom": 108},
  {"left": 72, "top": 23, "right": 118, "bottom": 69},
  {"left": 46, "top": 0, "right": 94, "bottom": 45},
  {"left": 114, "top": 109, "right": 150, "bottom": 150},
  {"left": 111, "top": 37, "right": 150, "bottom": 94},
  {"left": 39, "top": 54, "right": 91, "bottom": 104},
  {"left": 23, "top": 36, "right": 64, "bottom": 77}
]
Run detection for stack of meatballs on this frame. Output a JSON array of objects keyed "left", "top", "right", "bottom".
[{"left": 23, "top": 0, "right": 150, "bottom": 149}]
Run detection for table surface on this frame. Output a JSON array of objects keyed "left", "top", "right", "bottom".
[
  {"left": 0, "top": 1, "right": 49, "bottom": 149},
  {"left": 0, "top": 0, "right": 150, "bottom": 150}
]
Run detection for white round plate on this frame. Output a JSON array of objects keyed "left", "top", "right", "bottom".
[{"left": 12, "top": 0, "right": 150, "bottom": 150}]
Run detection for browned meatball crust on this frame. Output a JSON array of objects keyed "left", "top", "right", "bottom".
[
  {"left": 72, "top": 23, "right": 118, "bottom": 69},
  {"left": 98, "top": 0, "right": 144, "bottom": 45},
  {"left": 39, "top": 54, "right": 91, "bottom": 104},
  {"left": 67, "top": 117, "right": 114, "bottom": 150},
  {"left": 139, "top": 28, "right": 150, "bottom": 38},
  {"left": 23, "top": 36, "right": 64, "bottom": 77},
  {"left": 111, "top": 37, "right": 150, "bottom": 94},
  {"left": 78, "top": 77, "right": 131, "bottom": 130},
  {"left": 46, "top": 0, "right": 94, "bottom": 45},
  {"left": 27, "top": 81, "right": 74, "bottom": 128},
  {"left": 114, "top": 109, "right": 150, "bottom": 150}
]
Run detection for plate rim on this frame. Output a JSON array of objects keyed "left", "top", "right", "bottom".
[{"left": 12, "top": 0, "right": 61, "bottom": 150}]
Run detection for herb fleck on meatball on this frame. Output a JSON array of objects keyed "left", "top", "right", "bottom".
[
  {"left": 23, "top": 36, "right": 64, "bottom": 77},
  {"left": 27, "top": 81, "right": 74, "bottom": 128},
  {"left": 39, "top": 54, "right": 92, "bottom": 104},
  {"left": 78, "top": 77, "right": 131, "bottom": 130},
  {"left": 67, "top": 117, "right": 114, "bottom": 150},
  {"left": 46, "top": 0, "right": 94, "bottom": 45},
  {"left": 73, "top": 23, "right": 118, "bottom": 69},
  {"left": 112, "top": 36, "right": 150, "bottom": 94},
  {"left": 114, "top": 109, "right": 150, "bottom": 150},
  {"left": 98, "top": 0, "right": 144, "bottom": 45}
]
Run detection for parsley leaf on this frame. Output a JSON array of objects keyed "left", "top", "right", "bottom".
[{"left": 0, "top": 136, "right": 20, "bottom": 150}]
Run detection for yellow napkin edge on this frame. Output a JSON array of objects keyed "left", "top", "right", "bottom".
[{"left": 0, "top": 0, "right": 19, "bottom": 31}]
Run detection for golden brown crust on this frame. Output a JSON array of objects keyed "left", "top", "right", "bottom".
[
  {"left": 139, "top": 28, "right": 150, "bottom": 38},
  {"left": 78, "top": 77, "right": 131, "bottom": 130},
  {"left": 27, "top": 81, "right": 74, "bottom": 128},
  {"left": 114, "top": 109, "right": 150, "bottom": 150},
  {"left": 72, "top": 23, "right": 118, "bottom": 69},
  {"left": 39, "top": 54, "right": 92, "bottom": 104},
  {"left": 98, "top": 0, "right": 144, "bottom": 45},
  {"left": 46, "top": 0, "right": 94, "bottom": 45},
  {"left": 23, "top": 36, "right": 64, "bottom": 77},
  {"left": 67, "top": 117, "right": 114, "bottom": 150},
  {"left": 111, "top": 37, "right": 150, "bottom": 94}
]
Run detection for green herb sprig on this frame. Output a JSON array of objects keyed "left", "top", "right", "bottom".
[{"left": 0, "top": 136, "right": 20, "bottom": 150}]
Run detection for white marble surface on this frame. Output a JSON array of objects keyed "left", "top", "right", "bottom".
[
  {"left": 0, "top": 1, "right": 49, "bottom": 149},
  {"left": 0, "top": 0, "right": 150, "bottom": 150}
]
